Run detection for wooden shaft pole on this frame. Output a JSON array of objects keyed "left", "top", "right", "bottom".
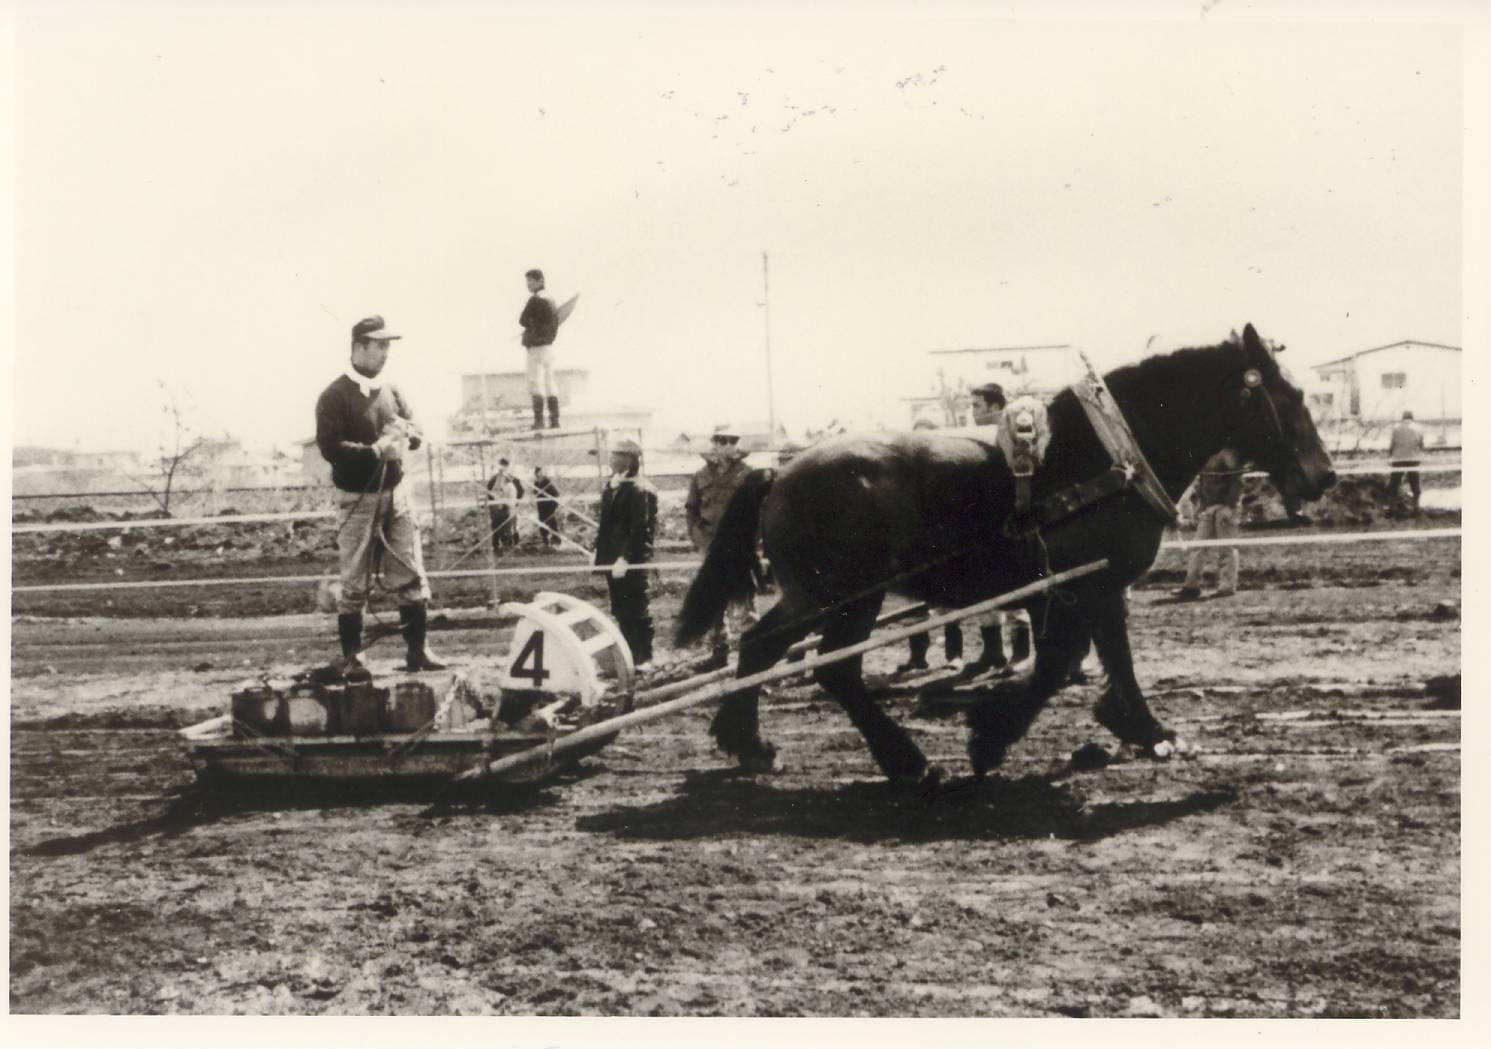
[
  {"left": 454, "top": 559, "right": 1107, "bottom": 783},
  {"left": 623, "top": 600, "right": 931, "bottom": 710}
]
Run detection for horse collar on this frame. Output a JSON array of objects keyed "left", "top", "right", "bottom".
[{"left": 1070, "top": 375, "right": 1179, "bottom": 525}]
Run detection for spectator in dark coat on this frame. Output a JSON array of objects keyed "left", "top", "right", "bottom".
[
  {"left": 595, "top": 439, "right": 657, "bottom": 668},
  {"left": 532, "top": 465, "right": 561, "bottom": 546}
]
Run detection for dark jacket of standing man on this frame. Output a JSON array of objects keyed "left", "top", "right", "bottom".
[
  {"left": 595, "top": 439, "right": 657, "bottom": 667},
  {"left": 314, "top": 314, "right": 445, "bottom": 673},
  {"left": 519, "top": 269, "right": 561, "bottom": 430},
  {"left": 533, "top": 466, "right": 561, "bottom": 545}
]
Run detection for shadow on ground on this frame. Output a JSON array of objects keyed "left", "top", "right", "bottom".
[
  {"left": 576, "top": 769, "right": 1236, "bottom": 845},
  {"left": 17, "top": 767, "right": 602, "bottom": 858}
]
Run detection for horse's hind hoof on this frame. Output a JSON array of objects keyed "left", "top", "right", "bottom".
[
  {"left": 968, "top": 734, "right": 1006, "bottom": 778},
  {"left": 737, "top": 740, "right": 782, "bottom": 775}
]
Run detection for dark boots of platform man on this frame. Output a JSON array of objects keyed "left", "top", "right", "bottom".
[{"left": 315, "top": 314, "right": 447, "bottom": 674}]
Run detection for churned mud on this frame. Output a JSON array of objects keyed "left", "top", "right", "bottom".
[{"left": 8, "top": 535, "right": 1461, "bottom": 1016}]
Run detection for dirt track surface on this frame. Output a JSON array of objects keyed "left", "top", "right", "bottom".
[{"left": 8, "top": 537, "right": 1461, "bottom": 1016}]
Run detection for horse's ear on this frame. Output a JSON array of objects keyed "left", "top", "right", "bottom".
[{"left": 1242, "top": 323, "right": 1264, "bottom": 359}]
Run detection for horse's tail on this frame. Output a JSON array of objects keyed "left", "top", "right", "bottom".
[{"left": 676, "top": 468, "right": 775, "bottom": 646}]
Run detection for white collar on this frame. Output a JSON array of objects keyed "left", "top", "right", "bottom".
[{"left": 344, "top": 366, "right": 382, "bottom": 398}]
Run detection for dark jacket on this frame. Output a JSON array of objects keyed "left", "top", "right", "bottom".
[
  {"left": 595, "top": 477, "right": 657, "bottom": 565},
  {"left": 519, "top": 293, "right": 559, "bottom": 348},
  {"left": 685, "top": 456, "right": 752, "bottom": 551},
  {"left": 533, "top": 475, "right": 560, "bottom": 509},
  {"left": 314, "top": 376, "right": 420, "bottom": 493}
]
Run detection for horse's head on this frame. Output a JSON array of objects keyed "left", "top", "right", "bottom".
[{"left": 1224, "top": 324, "right": 1337, "bottom": 507}]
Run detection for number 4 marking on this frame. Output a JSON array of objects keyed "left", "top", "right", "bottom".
[{"left": 511, "top": 630, "right": 550, "bottom": 686}]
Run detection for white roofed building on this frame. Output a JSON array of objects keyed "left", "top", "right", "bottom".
[{"left": 1308, "top": 339, "right": 1460, "bottom": 451}]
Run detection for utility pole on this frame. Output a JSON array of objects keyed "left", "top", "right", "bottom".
[{"left": 762, "top": 252, "right": 778, "bottom": 441}]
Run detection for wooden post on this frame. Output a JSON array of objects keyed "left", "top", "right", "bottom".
[
  {"left": 434, "top": 445, "right": 447, "bottom": 568},
  {"left": 477, "top": 442, "right": 501, "bottom": 609},
  {"left": 425, "top": 441, "right": 439, "bottom": 565},
  {"left": 454, "top": 559, "right": 1108, "bottom": 783}
]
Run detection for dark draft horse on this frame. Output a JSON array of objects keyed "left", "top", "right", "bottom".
[{"left": 677, "top": 324, "right": 1337, "bottom": 785}]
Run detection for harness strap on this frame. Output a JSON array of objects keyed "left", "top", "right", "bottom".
[{"left": 1033, "top": 466, "right": 1131, "bottom": 526}]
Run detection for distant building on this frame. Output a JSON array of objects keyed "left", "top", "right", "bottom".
[
  {"left": 1305, "top": 340, "right": 1460, "bottom": 453},
  {"left": 450, "top": 369, "right": 590, "bottom": 437},
  {"left": 1308, "top": 340, "right": 1461, "bottom": 425},
  {"left": 9, "top": 447, "right": 144, "bottom": 496},
  {"left": 447, "top": 366, "right": 654, "bottom": 446},
  {"left": 11, "top": 446, "right": 74, "bottom": 469},
  {"left": 912, "top": 344, "right": 1076, "bottom": 427}
]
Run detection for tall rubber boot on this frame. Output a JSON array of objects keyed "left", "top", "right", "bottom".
[
  {"left": 337, "top": 612, "right": 364, "bottom": 673},
  {"left": 945, "top": 624, "right": 964, "bottom": 663},
  {"left": 897, "top": 631, "right": 932, "bottom": 673},
  {"left": 531, "top": 395, "right": 545, "bottom": 431},
  {"left": 400, "top": 602, "right": 448, "bottom": 672},
  {"left": 980, "top": 624, "right": 1007, "bottom": 668},
  {"left": 1009, "top": 620, "right": 1031, "bottom": 664},
  {"left": 547, "top": 395, "right": 560, "bottom": 429}
]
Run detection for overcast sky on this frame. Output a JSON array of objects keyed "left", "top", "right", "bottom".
[{"left": 6, "top": 0, "right": 1479, "bottom": 455}]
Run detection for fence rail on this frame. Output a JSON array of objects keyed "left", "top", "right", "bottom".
[{"left": 8, "top": 527, "right": 1462, "bottom": 595}]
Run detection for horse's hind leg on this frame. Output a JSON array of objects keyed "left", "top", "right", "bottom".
[
  {"left": 710, "top": 600, "right": 816, "bottom": 772},
  {"left": 966, "top": 597, "right": 1089, "bottom": 775},
  {"left": 816, "top": 598, "right": 933, "bottom": 785},
  {"left": 1087, "top": 589, "right": 1178, "bottom": 754}
]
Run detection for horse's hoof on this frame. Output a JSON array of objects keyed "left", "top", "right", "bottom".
[
  {"left": 889, "top": 763, "right": 942, "bottom": 793},
  {"left": 968, "top": 734, "right": 1006, "bottom": 778},
  {"left": 1146, "top": 736, "right": 1192, "bottom": 760},
  {"left": 737, "top": 740, "right": 782, "bottom": 775}
]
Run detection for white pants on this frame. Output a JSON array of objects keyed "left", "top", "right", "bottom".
[
  {"left": 1184, "top": 505, "right": 1239, "bottom": 592},
  {"left": 526, "top": 345, "right": 555, "bottom": 398}
]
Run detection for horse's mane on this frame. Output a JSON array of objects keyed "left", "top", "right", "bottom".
[
  {"left": 1105, "top": 334, "right": 1250, "bottom": 394},
  {"left": 1045, "top": 334, "right": 1261, "bottom": 496}
]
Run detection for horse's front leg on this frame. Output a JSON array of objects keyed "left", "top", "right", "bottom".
[
  {"left": 966, "top": 598, "right": 1088, "bottom": 776},
  {"left": 1087, "top": 588, "right": 1180, "bottom": 757}
]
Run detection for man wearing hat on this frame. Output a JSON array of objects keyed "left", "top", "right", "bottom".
[
  {"left": 594, "top": 438, "right": 657, "bottom": 669},
  {"left": 686, "top": 423, "right": 754, "bottom": 667},
  {"left": 519, "top": 268, "right": 561, "bottom": 430},
  {"left": 315, "top": 315, "right": 445, "bottom": 672}
]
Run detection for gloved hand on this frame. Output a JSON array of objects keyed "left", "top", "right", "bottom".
[{"left": 610, "top": 557, "right": 629, "bottom": 580}]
